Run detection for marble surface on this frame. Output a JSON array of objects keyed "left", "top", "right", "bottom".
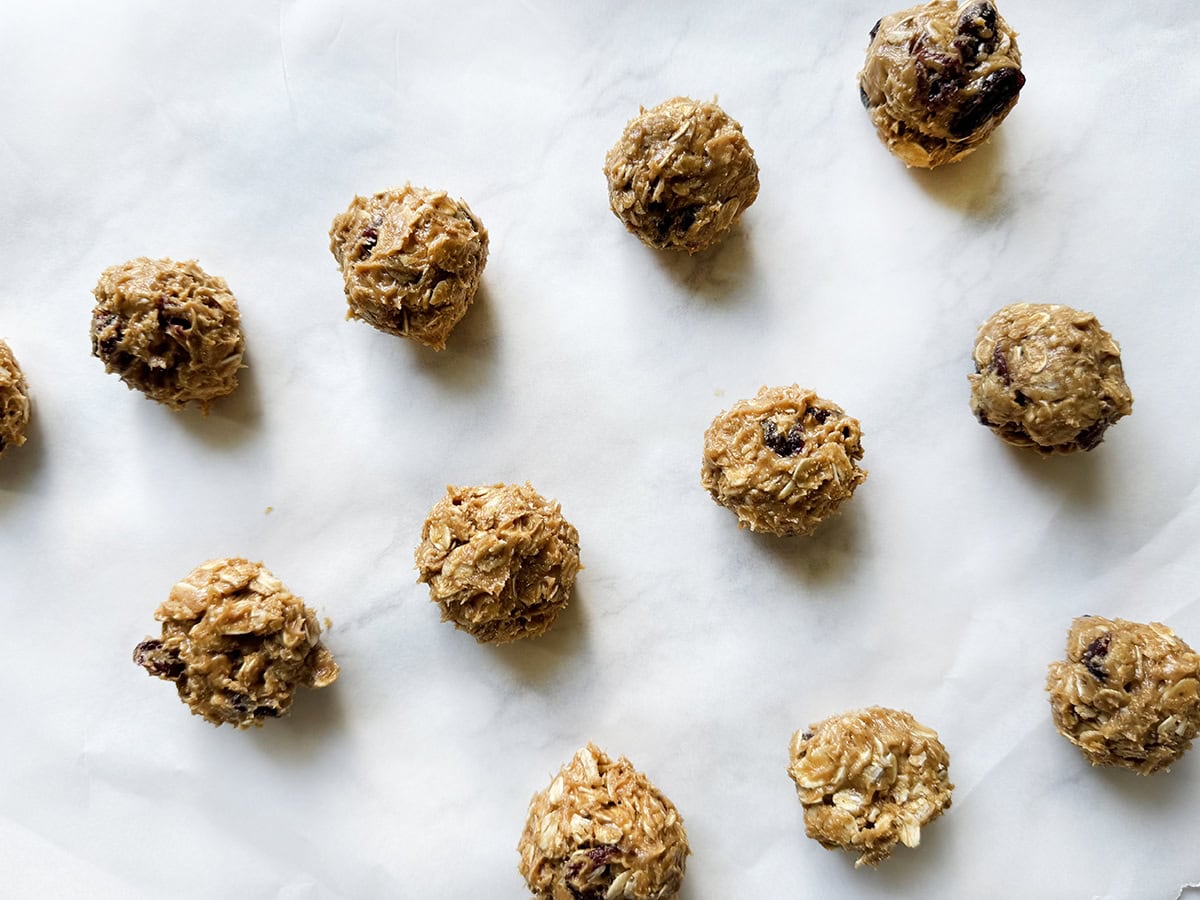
[{"left": 2, "top": 1, "right": 1199, "bottom": 897}]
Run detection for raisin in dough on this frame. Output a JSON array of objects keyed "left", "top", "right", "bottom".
[
  {"left": 604, "top": 97, "right": 759, "bottom": 254},
  {"left": 0, "top": 339, "right": 30, "bottom": 455},
  {"left": 859, "top": 0, "right": 1024, "bottom": 168},
  {"left": 329, "top": 184, "right": 488, "bottom": 350},
  {"left": 518, "top": 743, "right": 690, "bottom": 900}
]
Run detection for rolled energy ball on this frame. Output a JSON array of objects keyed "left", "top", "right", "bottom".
[
  {"left": 329, "top": 184, "right": 488, "bottom": 350},
  {"left": 0, "top": 339, "right": 30, "bottom": 455},
  {"left": 859, "top": 0, "right": 1025, "bottom": 168},
  {"left": 604, "top": 96, "right": 759, "bottom": 254},
  {"left": 787, "top": 707, "right": 953, "bottom": 867},
  {"left": 701, "top": 385, "right": 866, "bottom": 537},
  {"left": 133, "top": 558, "right": 339, "bottom": 728},
  {"left": 1046, "top": 616, "right": 1200, "bottom": 774},
  {"left": 91, "top": 257, "right": 245, "bottom": 411},
  {"left": 969, "top": 303, "right": 1133, "bottom": 454},
  {"left": 518, "top": 743, "right": 690, "bottom": 900},
  {"left": 415, "top": 482, "right": 581, "bottom": 644}
]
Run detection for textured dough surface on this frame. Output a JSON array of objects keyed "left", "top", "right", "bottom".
[
  {"left": 701, "top": 385, "right": 866, "bottom": 536},
  {"left": 787, "top": 707, "right": 953, "bottom": 867},
  {"left": 415, "top": 482, "right": 580, "bottom": 644},
  {"left": 91, "top": 257, "right": 244, "bottom": 411},
  {"left": 859, "top": 0, "right": 1024, "bottom": 168},
  {"left": 1046, "top": 616, "right": 1200, "bottom": 774},
  {"left": 604, "top": 97, "right": 759, "bottom": 253},
  {"left": 134, "top": 558, "right": 338, "bottom": 728},
  {"left": 329, "top": 184, "right": 488, "bottom": 350},
  {"left": 0, "top": 339, "right": 30, "bottom": 454},
  {"left": 518, "top": 743, "right": 690, "bottom": 900},
  {"left": 969, "top": 303, "right": 1132, "bottom": 454}
]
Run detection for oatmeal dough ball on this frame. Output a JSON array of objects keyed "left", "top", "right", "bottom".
[
  {"left": 787, "top": 707, "right": 953, "bottom": 867},
  {"left": 859, "top": 0, "right": 1025, "bottom": 168},
  {"left": 969, "top": 303, "right": 1132, "bottom": 454},
  {"left": 415, "top": 482, "right": 581, "bottom": 644},
  {"left": 0, "top": 339, "right": 30, "bottom": 455},
  {"left": 329, "top": 184, "right": 488, "bottom": 350},
  {"left": 1046, "top": 616, "right": 1200, "bottom": 774},
  {"left": 91, "top": 257, "right": 245, "bottom": 411},
  {"left": 518, "top": 743, "right": 690, "bottom": 900},
  {"left": 701, "top": 385, "right": 866, "bottom": 536},
  {"left": 133, "top": 558, "right": 339, "bottom": 728},
  {"left": 604, "top": 96, "right": 759, "bottom": 254}
]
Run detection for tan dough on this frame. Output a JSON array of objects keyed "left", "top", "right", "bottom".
[
  {"left": 414, "top": 482, "right": 581, "bottom": 644},
  {"left": 858, "top": 0, "right": 1024, "bottom": 168},
  {"left": 0, "top": 339, "right": 30, "bottom": 455},
  {"left": 701, "top": 385, "right": 866, "bottom": 536},
  {"left": 329, "top": 184, "right": 488, "bottom": 350},
  {"left": 1046, "top": 616, "right": 1200, "bottom": 774},
  {"left": 133, "top": 558, "right": 338, "bottom": 728},
  {"left": 517, "top": 743, "right": 690, "bottom": 900},
  {"left": 787, "top": 707, "right": 953, "bottom": 867},
  {"left": 969, "top": 303, "right": 1132, "bottom": 454},
  {"left": 604, "top": 97, "right": 759, "bottom": 254}
]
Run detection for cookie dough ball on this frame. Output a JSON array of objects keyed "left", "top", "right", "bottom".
[
  {"left": 0, "top": 339, "right": 30, "bottom": 455},
  {"left": 604, "top": 97, "right": 759, "bottom": 254},
  {"left": 787, "top": 707, "right": 954, "bottom": 867},
  {"left": 329, "top": 184, "right": 488, "bottom": 350},
  {"left": 90, "top": 257, "right": 245, "bottom": 411},
  {"left": 701, "top": 385, "right": 866, "bottom": 536},
  {"left": 1046, "top": 616, "right": 1200, "bottom": 774},
  {"left": 859, "top": 1, "right": 1025, "bottom": 168},
  {"left": 969, "top": 303, "right": 1133, "bottom": 454},
  {"left": 415, "top": 482, "right": 581, "bottom": 644},
  {"left": 518, "top": 743, "right": 690, "bottom": 900},
  {"left": 133, "top": 558, "right": 338, "bottom": 728}
]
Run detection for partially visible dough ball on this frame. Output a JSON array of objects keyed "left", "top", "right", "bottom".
[
  {"left": 133, "top": 558, "right": 338, "bottom": 728},
  {"left": 701, "top": 385, "right": 866, "bottom": 536},
  {"left": 604, "top": 97, "right": 759, "bottom": 254},
  {"left": 787, "top": 707, "right": 953, "bottom": 867},
  {"left": 329, "top": 184, "right": 488, "bottom": 350},
  {"left": 859, "top": 0, "right": 1025, "bottom": 168},
  {"left": 91, "top": 257, "right": 245, "bottom": 411},
  {"left": 969, "top": 303, "right": 1132, "bottom": 454},
  {"left": 1046, "top": 616, "right": 1200, "bottom": 774},
  {"left": 0, "top": 339, "right": 30, "bottom": 455},
  {"left": 415, "top": 482, "right": 581, "bottom": 644},
  {"left": 518, "top": 743, "right": 690, "bottom": 900}
]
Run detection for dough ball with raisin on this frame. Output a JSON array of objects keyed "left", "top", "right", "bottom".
[
  {"left": 0, "top": 339, "right": 30, "bottom": 455},
  {"left": 859, "top": 0, "right": 1025, "bottom": 168},
  {"left": 969, "top": 303, "right": 1132, "bottom": 454},
  {"left": 329, "top": 184, "right": 488, "bottom": 350},
  {"left": 1046, "top": 616, "right": 1200, "bottom": 774},
  {"left": 604, "top": 96, "right": 759, "bottom": 254},
  {"left": 518, "top": 743, "right": 690, "bottom": 900},
  {"left": 91, "top": 258, "right": 244, "bottom": 411},
  {"left": 415, "top": 482, "right": 580, "bottom": 644},
  {"left": 701, "top": 385, "right": 866, "bottom": 536},
  {"left": 787, "top": 707, "right": 954, "bottom": 867},
  {"left": 133, "top": 558, "right": 338, "bottom": 728}
]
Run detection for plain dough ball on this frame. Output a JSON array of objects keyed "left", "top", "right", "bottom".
[
  {"left": 787, "top": 707, "right": 954, "bottom": 867},
  {"left": 90, "top": 257, "right": 245, "bottom": 411},
  {"left": 329, "top": 184, "right": 488, "bottom": 350},
  {"left": 604, "top": 96, "right": 759, "bottom": 254},
  {"left": 0, "top": 339, "right": 30, "bottom": 455},
  {"left": 859, "top": 0, "right": 1025, "bottom": 168},
  {"left": 133, "top": 558, "right": 338, "bottom": 728},
  {"left": 415, "top": 482, "right": 581, "bottom": 644},
  {"left": 517, "top": 743, "right": 690, "bottom": 900},
  {"left": 969, "top": 303, "right": 1133, "bottom": 454},
  {"left": 701, "top": 385, "right": 867, "bottom": 536},
  {"left": 1046, "top": 616, "right": 1200, "bottom": 774}
]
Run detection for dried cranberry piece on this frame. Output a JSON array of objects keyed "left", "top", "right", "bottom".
[
  {"left": 587, "top": 845, "right": 619, "bottom": 865},
  {"left": 955, "top": 2, "right": 999, "bottom": 63},
  {"left": 133, "top": 639, "right": 184, "bottom": 680},
  {"left": 991, "top": 345, "right": 1010, "bottom": 384},
  {"left": 1081, "top": 633, "right": 1111, "bottom": 682},
  {"left": 762, "top": 419, "right": 805, "bottom": 457},
  {"left": 949, "top": 67, "right": 1025, "bottom": 138}
]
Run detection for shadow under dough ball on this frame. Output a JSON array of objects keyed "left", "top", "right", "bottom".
[
  {"left": 859, "top": 0, "right": 1025, "bottom": 168},
  {"left": 969, "top": 303, "right": 1132, "bottom": 454},
  {"left": 1046, "top": 616, "right": 1200, "bottom": 774},
  {"left": 0, "top": 339, "right": 30, "bottom": 455},
  {"left": 133, "top": 558, "right": 339, "bottom": 728},
  {"left": 518, "top": 743, "right": 690, "bottom": 900},
  {"left": 604, "top": 96, "right": 759, "bottom": 253},
  {"left": 91, "top": 257, "right": 245, "bottom": 411},
  {"left": 329, "top": 184, "right": 488, "bottom": 351}
]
